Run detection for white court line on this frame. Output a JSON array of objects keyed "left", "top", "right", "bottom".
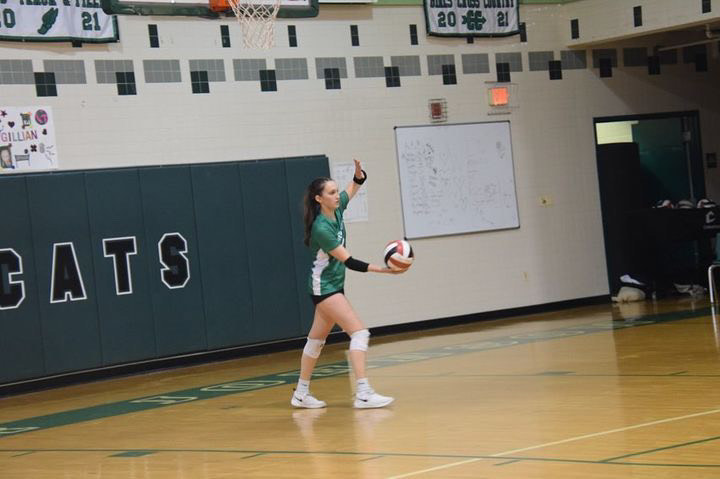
[{"left": 386, "top": 407, "right": 720, "bottom": 479}]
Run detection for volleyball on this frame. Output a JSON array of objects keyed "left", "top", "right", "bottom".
[{"left": 384, "top": 240, "right": 414, "bottom": 271}]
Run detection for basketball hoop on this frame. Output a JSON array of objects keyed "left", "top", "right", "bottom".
[{"left": 211, "top": 0, "right": 280, "bottom": 49}]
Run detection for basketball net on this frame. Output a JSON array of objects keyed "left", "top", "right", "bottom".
[{"left": 227, "top": 0, "right": 281, "bottom": 49}]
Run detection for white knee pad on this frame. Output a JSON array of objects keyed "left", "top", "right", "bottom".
[
  {"left": 303, "top": 337, "right": 325, "bottom": 359},
  {"left": 349, "top": 329, "right": 370, "bottom": 352}
]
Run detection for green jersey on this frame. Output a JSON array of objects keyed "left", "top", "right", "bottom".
[{"left": 308, "top": 190, "right": 349, "bottom": 295}]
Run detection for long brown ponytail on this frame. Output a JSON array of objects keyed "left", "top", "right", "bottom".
[{"left": 303, "top": 177, "right": 331, "bottom": 247}]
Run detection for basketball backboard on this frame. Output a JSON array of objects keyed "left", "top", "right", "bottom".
[{"left": 101, "top": 0, "right": 318, "bottom": 18}]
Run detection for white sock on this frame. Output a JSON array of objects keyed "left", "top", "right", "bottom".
[
  {"left": 296, "top": 379, "right": 310, "bottom": 395},
  {"left": 356, "top": 378, "right": 371, "bottom": 396}
]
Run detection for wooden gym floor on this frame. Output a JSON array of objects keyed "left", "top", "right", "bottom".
[{"left": 1, "top": 297, "right": 720, "bottom": 478}]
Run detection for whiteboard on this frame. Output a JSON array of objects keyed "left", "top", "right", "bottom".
[{"left": 394, "top": 121, "right": 519, "bottom": 239}]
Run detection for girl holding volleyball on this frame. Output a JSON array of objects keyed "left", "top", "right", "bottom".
[{"left": 292, "top": 159, "right": 400, "bottom": 409}]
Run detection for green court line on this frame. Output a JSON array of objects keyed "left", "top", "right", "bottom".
[
  {"left": 0, "top": 447, "right": 718, "bottom": 469},
  {"left": 601, "top": 434, "right": 720, "bottom": 463},
  {"left": 110, "top": 450, "right": 155, "bottom": 458},
  {"left": 0, "top": 306, "right": 713, "bottom": 439},
  {"left": 494, "top": 459, "right": 522, "bottom": 466}
]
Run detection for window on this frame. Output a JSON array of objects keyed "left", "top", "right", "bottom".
[
  {"left": 148, "top": 24, "right": 159, "bottom": 48},
  {"left": 220, "top": 25, "right": 230, "bottom": 48},
  {"left": 191, "top": 70, "right": 210, "bottom": 93},
  {"left": 116, "top": 71, "right": 136, "bottom": 95},
  {"left": 385, "top": 66, "right": 400, "bottom": 87},
  {"left": 324, "top": 67, "right": 340, "bottom": 90},
  {"left": 34, "top": 72, "right": 57, "bottom": 97}
]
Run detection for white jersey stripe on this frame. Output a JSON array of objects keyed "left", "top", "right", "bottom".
[{"left": 311, "top": 250, "right": 330, "bottom": 295}]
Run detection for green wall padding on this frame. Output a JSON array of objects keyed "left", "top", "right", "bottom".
[
  {"left": 26, "top": 173, "right": 103, "bottom": 375},
  {"left": 139, "top": 166, "right": 208, "bottom": 356},
  {"left": 85, "top": 169, "right": 157, "bottom": 365},
  {"left": 0, "top": 177, "right": 45, "bottom": 383},
  {"left": 0, "top": 155, "right": 329, "bottom": 385},
  {"left": 191, "top": 164, "right": 254, "bottom": 349}
]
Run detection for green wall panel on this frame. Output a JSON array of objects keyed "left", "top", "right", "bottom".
[
  {"left": 0, "top": 176, "right": 46, "bottom": 382},
  {"left": 139, "top": 166, "right": 207, "bottom": 356},
  {"left": 191, "top": 164, "right": 254, "bottom": 348},
  {"left": 85, "top": 169, "right": 157, "bottom": 365},
  {"left": 239, "top": 161, "right": 302, "bottom": 342},
  {"left": 26, "top": 173, "right": 103, "bottom": 375},
  {"left": 284, "top": 156, "right": 330, "bottom": 332}
]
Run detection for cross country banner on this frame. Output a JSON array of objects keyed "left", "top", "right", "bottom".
[
  {"left": 0, "top": 106, "right": 59, "bottom": 172},
  {"left": 424, "top": 0, "right": 520, "bottom": 37},
  {"left": 0, "top": 0, "right": 118, "bottom": 43}
]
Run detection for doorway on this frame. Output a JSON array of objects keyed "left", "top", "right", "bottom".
[{"left": 594, "top": 111, "right": 705, "bottom": 295}]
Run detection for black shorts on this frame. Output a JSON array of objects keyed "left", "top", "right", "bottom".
[{"left": 310, "top": 288, "right": 344, "bottom": 306}]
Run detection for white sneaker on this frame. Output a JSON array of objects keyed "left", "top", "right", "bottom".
[
  {"left": 353, "top": 390, "right": 394, "bottom": 409},
  {"left": 291, "top": 391, "right": 327, "bottom": 409}
]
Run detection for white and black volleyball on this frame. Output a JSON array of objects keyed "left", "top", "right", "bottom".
[{"left": 384, "top": 240, "right": 414, "bottom": 271}]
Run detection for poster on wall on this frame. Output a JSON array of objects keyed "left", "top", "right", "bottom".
[
  {"left": 0, "top": 0, "right": 118, "bottom": 43},
  {"left": 0, "top": 107, "right": 59, "bottom": 172},
  {"left": 332, "top": 162, "right": 368, "bottom": 223},
  {"left": 424, "top": 0, "right": 519, "bottom": 37}
]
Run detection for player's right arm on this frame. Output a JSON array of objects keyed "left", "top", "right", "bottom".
[{"left": 327, "top": 245, "right": 400, "bottom": 274}]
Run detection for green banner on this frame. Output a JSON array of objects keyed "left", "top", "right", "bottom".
[
  {"left": 0, "top": 0, "right": 118, "bottom": 43},
  {"left": 424, "top": 0, "right": 520, "bottom": 37}
]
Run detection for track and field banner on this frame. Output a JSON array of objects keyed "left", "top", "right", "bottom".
[
  {"left": 0, "top": 106, "right": 59, "bottom": 172},
  {"left": 424, "top": 0, "right": 519, "bottom": 37},
  {"left": 0, "top": 0, "right": 118, "bottom": 43}
]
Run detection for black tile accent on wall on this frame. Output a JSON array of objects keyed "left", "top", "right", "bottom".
[
  {"left": 259, "top": 69, "right": 277, "bottom": 91},
  {"left": 191, "top": 70, "right": 210, "bottom": 94},
  {"left": 695, "top": 52, "right": 708, "bottom": 72},
  {"left": 633, "top": 6, "right": 642, "bottom": 27},
  {"left": 324, "top": 67, "right": 341, "bottom": 89},
  {"left": 350, "top": 25, "right": 359, "bottom": 47},
  {"left": 648, "top": 55, "right": 661, "bottom": 75},
  {"left": 599, "top": 57, "right": 612, "bottom": 77},
  {"left": 220, "top": 25, "right": 230, "bottom": 48},
  {"left": 467, "top": 36, "right": 474, "bottom": 44},
  {"left": 148, "top": 24, "right": 159, "bottom": 48},
  {"left": 519, "top": 22, "right": 527, "bottom": 42},
  {"left": 549, "top": 60, "right": 562, "bottom": 80},
  {"left": 34, "top": 72, "right": 57, "bottom": 97},
  {"left": 442, "top": 64, "right": 456, "bottom": 85},
  {"left": 385, "top": 66, "right": 400, "bottom": 87},
  {"left": 702, "top": 0, "right": 711, "bottom": 14},
  {"left": 288, "top": 25, "right": 298, "bottom": 47},
  {"left": 116, "top": 72, "right": 136, "bottom": 96},
  {"left": 496, "top": 62, "right": 510, "bottom": 82},
  {"left": 571, "top": 19, "right": 579, "bottom": 39},
  {"left": 72, "top": 41, "right": 82, "bottom": 48},
  {"left": 409, "top": 24, "right": 418, "bottom": 45}
]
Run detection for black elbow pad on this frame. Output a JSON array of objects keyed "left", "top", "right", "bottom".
[{"left": 345, "top": 256, "right": 369, "bottom": 272}]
